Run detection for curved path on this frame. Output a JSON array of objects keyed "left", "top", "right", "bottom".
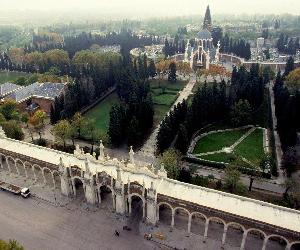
[{"left": 138, "top": 74, "right": 196, "bottom": 159}]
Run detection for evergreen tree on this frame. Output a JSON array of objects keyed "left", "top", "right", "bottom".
[
  {"left": 108, "top": 104, "right": 125, "bottom": 146},
  {"left": 148, "top": 59, "right": 156, "bottom": 78},
  {"left": 168, "top": 62, "right": 177, "bottom": 83}
]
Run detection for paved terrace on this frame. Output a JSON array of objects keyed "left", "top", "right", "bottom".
[{"left": 0, "top": 136, "right": 300, "bottom": 235}]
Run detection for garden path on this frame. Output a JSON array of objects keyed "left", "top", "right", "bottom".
[{"left": 138, "top": 74, "right": 196, "bottom": 159}]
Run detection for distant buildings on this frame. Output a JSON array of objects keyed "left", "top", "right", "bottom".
[{"left": 184, "top": 5, "right": 220, "bottom": 69}]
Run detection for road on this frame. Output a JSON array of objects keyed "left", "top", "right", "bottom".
[{"left": 0, "top": 192, "right": 156, "bottom": 250}]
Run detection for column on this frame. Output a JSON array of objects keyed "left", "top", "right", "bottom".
[
  {"left": 24, "top": 165, "right": 28, "bottom": 178},
  {"left": 171, "top": 210, "right": 175, "bottom": 228},
  {"left": 146, "top": 182, "right": 157, "bottom": 225},
  {"left": 84, "top": 179, "right": 96, "bottom": 204},
  {"left": 52, "top": 175, "right": 56, "bottom": 190},
  {"left": 262, "top": 238, "right": 268, "bottom": 250},
  {"left": 188, "top": 214, "right": 192, "bottom": 233},
  {"left": 128, "top": 196, "right": 132, "bottom": 214},
  {"left": 43, "top": 171, "right": 47, "bottom": 185},
  {"left": 15, "top": 162, "right": 20, "bottom": 176},
  {"left": 32, "top": 166, "right": 37, "bottom": 182},
  {"left": 0, "top": 156, "right": 3, "bottom": 169},
  {"left": 115, "top": 186, "right": 125, "bottom": 214},
  {"left": 203, "top": 220, "right": 209, "bottom": 242},
  {"left": 221, "top": 225, "right": 228, "bottom": 247},
  {"left": 240, "top": 231, "right": 248, "bottom": 250},
  {"left": 6, "top": 159, "right": 12, "bottom": 173}
]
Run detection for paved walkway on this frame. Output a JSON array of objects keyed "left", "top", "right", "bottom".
[
  {"left": 269, "top": 82, "right": 285, "bottom": 184},
  {"left": 138, "top": 75, "right": 197, "bottom": 159}
]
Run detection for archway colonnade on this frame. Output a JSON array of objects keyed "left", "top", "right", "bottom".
[
  {"left": 0, "top": 153, "right": 60, "bottom": 189},
  {"left": 156, "top": 201, "right": 300, "bottom": 250}
]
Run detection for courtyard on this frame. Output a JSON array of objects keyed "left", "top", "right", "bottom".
[{"left": 192, "top": 127, "right": 266, "bottom": 168}]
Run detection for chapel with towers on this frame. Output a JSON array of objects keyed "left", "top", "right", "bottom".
[{"left": 184, "top": 5, "right": 220, "bottom": 69}]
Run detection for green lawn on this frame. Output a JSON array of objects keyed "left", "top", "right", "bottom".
[
  {"left": 153, "top": 93, "right": 178, "bottom": 106},
  {"left": 201, "top": 152, "right": 237, "bottom": 163},
  {"left": 84, "top": 92, "right": 119, "bottom": 133},
  {"left": 0, "top": 71, "right": 31, "bottom": 84},
  {"left": 149, "top": 79, "right": 187, "bottom": 126},
  {"left": 193, "top": 128, "right": 249, "bottom": 154},
  {"left": 150, "top": 79, "right": 186, "bottom": 91},
  {"left": 235, "top": 129, "right": 265, "bottom": 165}
]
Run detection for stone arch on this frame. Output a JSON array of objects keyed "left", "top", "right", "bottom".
[
  {"left": 98, "top": 184, "right": 115, "bottom": 211},
  {"left": 157, "top": 202, "right": 173, "bottom": 226},
  {"left": 0, "top": 153, "right": 8, "bottom": 170},
  {"left": 265, "top": 234, "right": 288, "bottom": 250},
  {"left": 207, "top": 217, "right": 226, "bottom": 242},
  {"left": 52, "top": 170, "right": 60, "bottom": 190},
  {"left": 42, "top": 167, "right": 54, "bottom": 187},
  {"left": 173, "top": 207, "right": 190, "bottom": 231},
  {"left": 15, "top": 158, "right": 25, "bottom": 176},
  {"left": 225, "top": 222, "right": 245, "bottom": 248},
  {"left": 290, "top": 241, "right": 300, "bottom": 250},
  {"left": 72, "top": 177, "right": 85, "bottom": 200},
  {"left": 32, "top": 164, "right": 43, "bottom": 183},
  {"left": 244, "top": 228, "right": 266, "bottom": 250},
  {"left": 24, "top": 161, "right": 34, "bottom": 179},
  {"left": 6, "top": 155, "right": 17, "bottom": 174},
  {"left": 190, "top": 212, "right": 207, "bottom": 236},
  {"left": 128, "top": 193, "right": 145, "bottom": 219}
]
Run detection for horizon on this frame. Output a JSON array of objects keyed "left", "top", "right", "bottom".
[{"left": 1, "top": 0, "right": 300, "bottom": 18}]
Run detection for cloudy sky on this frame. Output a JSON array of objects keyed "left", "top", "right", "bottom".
[{"left": 1, "top": 0, "right": 300, "bottom": 16}]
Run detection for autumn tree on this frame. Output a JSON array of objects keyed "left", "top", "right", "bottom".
[
  {"left": 29, "top": 110, "right": 47, "bottom": 140},
  {"left": 52, "top": 120, "right": 72, "bottom": 149},
  {"left": 159, "top": 149, "right": 181, "bottom": 179}
]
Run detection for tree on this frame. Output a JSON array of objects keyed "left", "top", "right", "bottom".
[
  {"left": 52, "top": 120, "right": 72, "bottom": 149},
  {"left": 148, "top": 59, "right": 156, "bottom": 78},
  {"left": 29, "top": 110, "right": 47, "bottom": 140},
  {"left": 285, "top": 67, "right": 300, "bottom": 93},
  {"left": 224, "top": 165, "right": 246, "bottom": 195},
  {"left": 84, "top": 118, "right": 100, "bottom": 152},
  {"left": 108, "top": 104, "right": 125, "bottom": 146},
  {"left": 159, "top": 149, "right": 181, "bottom": 179},
  {"left": 2, "top": 120, "right": 24, "bottom": 140},
  {"left": 0, "top": 239, "right": 24, "bottom": 250},
  {"left": 284, "top": 56, "right": 295, "bottom": 78},
  {"left": 0, "top": 100, "right": 19, "bottom": 120},
  {"left": 71, "top": 112, "right": 85, "bottom": 138},
  {"left": 230, "top": 100, "right": 252, "bottom": 126},
  {"left": 282, "top": 147, "right": 298, "bottom": 176},
  {"left": 168, "top": 62, "right": 177, "bottom": 83},
  {"left": 175, "top": 124, "right": 189, "bottom": 154}
]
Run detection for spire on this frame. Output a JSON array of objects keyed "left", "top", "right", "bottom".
[
  {"left": 99, "top": 140, "right": 104, "bottom": 160},
  {"left": 203, "top": 5, "right": 212, "bottom": 31},
  {"left": 129, "top": 146, "right": 135, "bottom": 165}
]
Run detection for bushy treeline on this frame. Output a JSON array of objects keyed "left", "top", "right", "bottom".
[
  {"left": 108, "top": 58, "right": 155, "bottom": 148},
  {"left": 274, "top": 58, "right": 300, "bottom": 150},
  {"left": 277, "top": 33, "right": 300, "bottom": 55},
  {"left": 157, "top": 64, "right": 268, "bottom": 154},
  {"left": 221, "top": 34, "right": 251, "bottom": 60}
]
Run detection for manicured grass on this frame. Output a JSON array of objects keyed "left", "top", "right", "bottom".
[
  {"left": 149, "top": 79, "right": 187, "bottom": 126},
  {"left": 153, "top": 104, "right": 170, "bottom": 125},
  {"left": 201, "top": 152, "right": 236, "bottom": 163},
  {"left": 235, "top": 129, "right": 265, "bottom": 165},
  {"left": 84, "top": 92, "right": 119, "bottom": 133},
  {"left": 193, "top": 128, "right": 249, "bottom": 154},
  {"left": 153, "top": 93, "right": 177, "bottom": 106},
  {"left": 0, "top": 71, "right": 31, "bottom": 84},
  {"left": 150, "top": 79, "right": 186, "bottom": 91}
]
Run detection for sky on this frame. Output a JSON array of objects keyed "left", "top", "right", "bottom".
[{"left": 1, "top": 0, "right": 300, "bottom": 17}]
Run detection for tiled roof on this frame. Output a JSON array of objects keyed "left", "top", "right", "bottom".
[
  {"left": 7, "top": 82, "right": 65, "bottom": 103},
  {"left": 0, "top": 82, "right": 22, "bottom": 97}
]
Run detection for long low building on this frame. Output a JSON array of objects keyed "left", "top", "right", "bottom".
[
  {"left": 1, "top": 82, "right": 66, "bottom": 114},
  {"left": 0, "top": 128, "right": 299, "bottom": 249}
]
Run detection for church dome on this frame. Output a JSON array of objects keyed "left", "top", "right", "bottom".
[{"left": 197, "top": 29, "right": 212, "bottom": 40}]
